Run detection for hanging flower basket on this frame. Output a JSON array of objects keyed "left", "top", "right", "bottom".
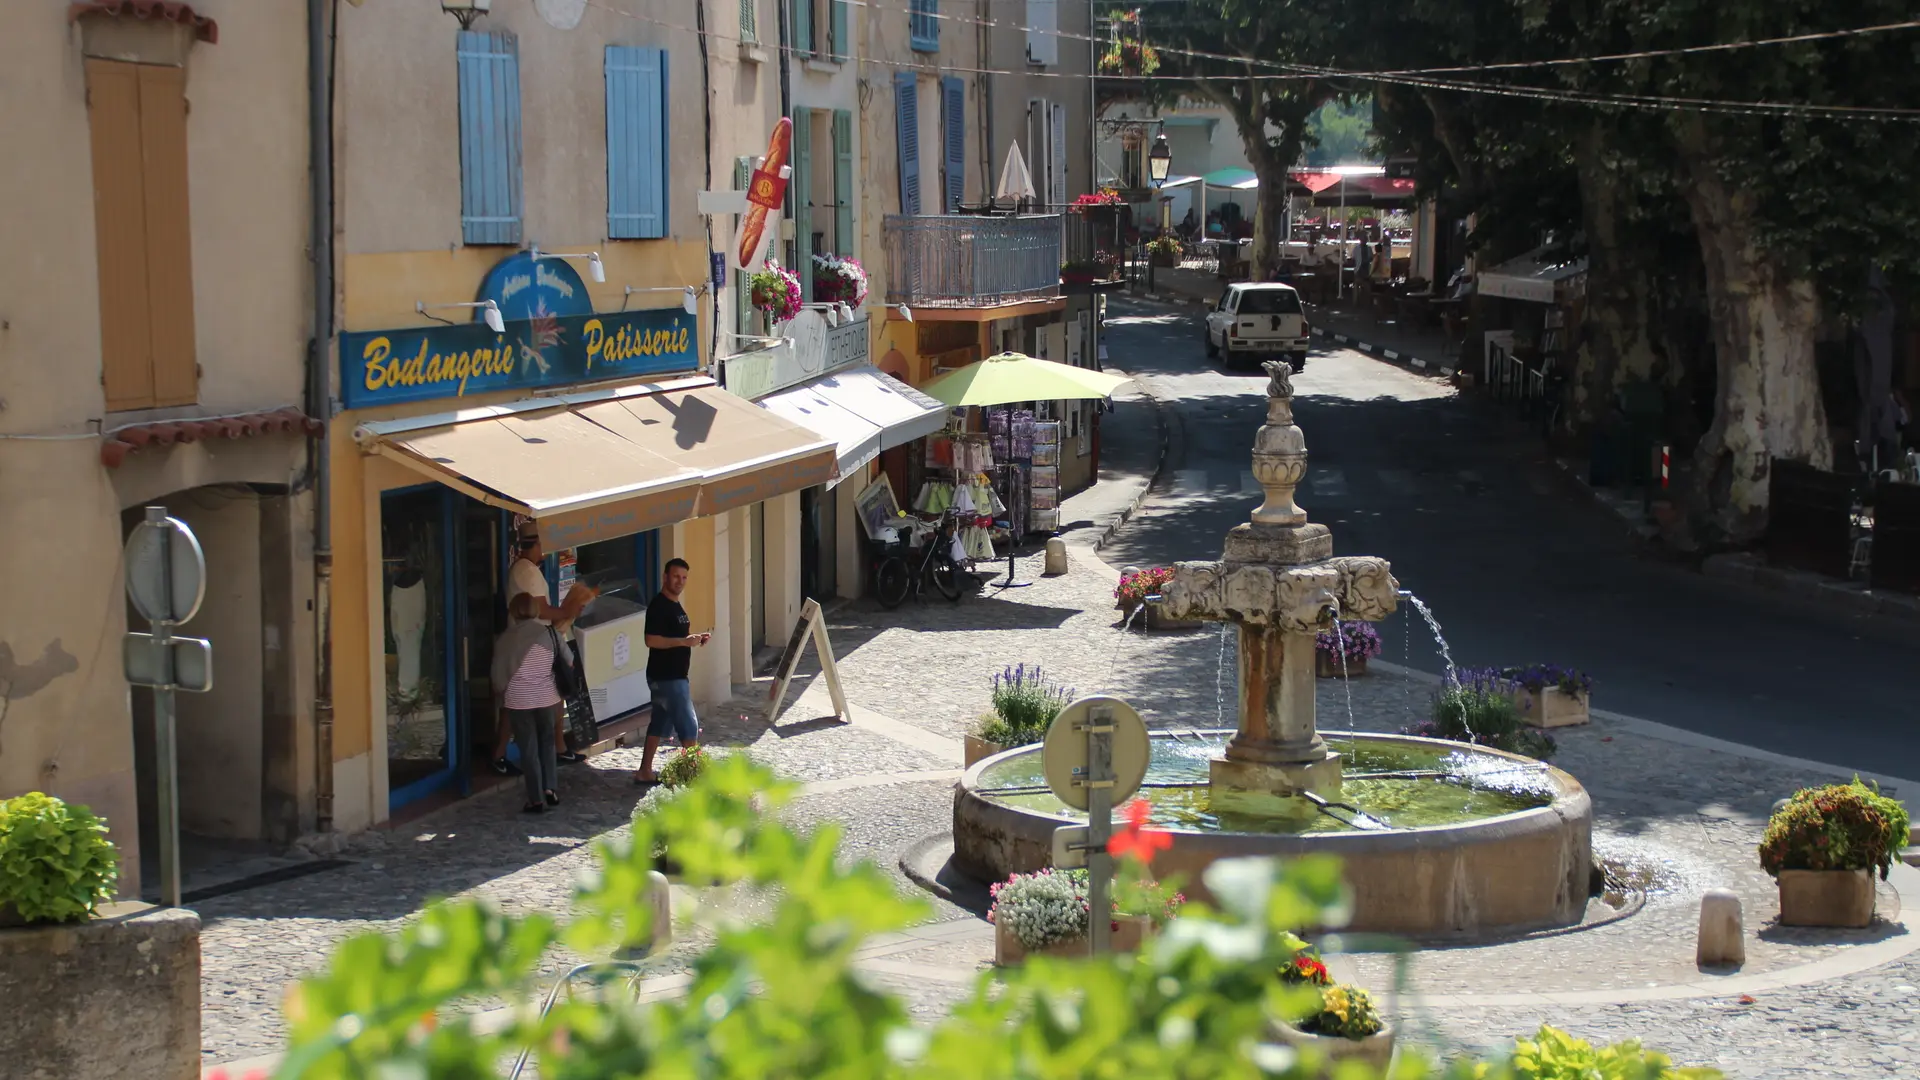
[
  {"left": 747, "top": 259, "right": 803, "bottom": 324},
  {"left": 810, "top": 254, "right": 869, "bottom": 307}
]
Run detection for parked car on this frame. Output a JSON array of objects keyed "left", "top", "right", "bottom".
[{"left": 1204, "top": 283, "right": 1310, "bottom": 371}]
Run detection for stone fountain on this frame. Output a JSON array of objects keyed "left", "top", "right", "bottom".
[
  {"left": 949, "top": 362, "right": 1595, "bottom": 936},
  {"left": 1156, "top": 361, "right": 1400, "bottom": 815}
]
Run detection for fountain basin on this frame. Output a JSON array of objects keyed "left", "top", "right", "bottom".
[{"left": 952, "top": 731, "right": 1593, "bottom": 937}]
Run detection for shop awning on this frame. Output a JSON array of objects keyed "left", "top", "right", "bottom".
[
  {"left": 356, "top": 375, "right": 837, "bottom": 549},
  {"left": 1479, "top": 248, "right": 1589, "bottom": 304},
  {"left": 757, "top": 365, "right": 950, "bottom": 487}
]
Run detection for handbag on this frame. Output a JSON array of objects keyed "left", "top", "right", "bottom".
[{"left": 548, "top": 627, "right": 582, "bottom": 698}]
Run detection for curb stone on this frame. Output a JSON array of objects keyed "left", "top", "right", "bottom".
[{"left": 1311, "top": 324, "right": 1456, "bottom": 378}]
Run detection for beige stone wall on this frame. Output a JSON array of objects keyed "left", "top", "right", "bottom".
[{"left": 0, "top": 4, "right": 314, "bottom": 882}]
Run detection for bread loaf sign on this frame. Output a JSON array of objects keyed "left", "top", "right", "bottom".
[{"left": 733, "top": 117, "right": 794, "bottom": 273}]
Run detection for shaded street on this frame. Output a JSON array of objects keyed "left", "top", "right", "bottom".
[{"left": 1098, "top": 298, "right": 1920, "bottom": 782}]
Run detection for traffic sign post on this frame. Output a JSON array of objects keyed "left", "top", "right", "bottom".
[
  {"left": 123, "top": 507, "right": 212, "bottom": 909},
  {"left": 1042, "top": 695, "right": 1149, "bottom": 955}
]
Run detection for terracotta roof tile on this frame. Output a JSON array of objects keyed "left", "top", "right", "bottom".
[
  {"left": 68, "top": 1, "right": 218, "bottom": 45},
  {"left": 100, "top": 408, "right": 322, "bottom": 468}
]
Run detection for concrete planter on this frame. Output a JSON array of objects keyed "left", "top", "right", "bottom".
[
  {"left": 1315, "top": 652, "right": 1369, "bottom": 679},
  {"left": 1274, "top": 1020, "right": 1396, "bottom": 1077},
  {"left": 1145, "top": 602, "right": 1206, "bottom": 632},
  {"left": 994, "top": 913, "right": 1151, "bottom": 965},
  {"left": 1777, "top": 868, "right": 1876, "bottom": 928},
  {"left": 1513, "top": 685, "right": 1589, "bottom": 728},
  {"left": 0, "top": 903, "right": 201, "bottom": 1080}
]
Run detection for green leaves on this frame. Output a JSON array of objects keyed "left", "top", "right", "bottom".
[{"left": 0, "top": 792, "right": 119, "bottom": 923}]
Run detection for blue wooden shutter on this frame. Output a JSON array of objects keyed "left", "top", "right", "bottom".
[
  {"left": 457, "top": 30, "right": 523, "bottom": 245},
  {"left": 910, "top": 0, "right": 938, "bottom": 52},
  {"left": 832, "top": 109, "right": 854, "bottom": 254},
  {"left": 792, "top": 110, "right": 813, "bottom": 299},
  {"left": 895, "top": 72, "right": 920, "bottom": 214},
  {"left": 941, "top": 76, "right": 965, "bottom": 213},
  {"left": 830, "top": 0, "right": 849, "bottom": 60},
  {"left": 739, "top": 0, "right": 757, "bottom": 43},
  {"left": 792, "top": 0, "right": 813, "bottom": 58},
  {"left": 605, "top": 46, "right": 669, "bottom": 240}
]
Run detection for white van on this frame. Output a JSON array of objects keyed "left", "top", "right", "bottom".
[{"left": 1203, "top": 283, "right": 1310, "bottom": 371}]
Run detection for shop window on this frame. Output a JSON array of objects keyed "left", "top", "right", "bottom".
[
  {"left": 457, "top": 30, "right": 524, "bottom": 245},
  {"left": 605, "top": 46, "right": 669, "bottom": 240},
  {"left": 86, "top": 59, "right": 197, "bottom": 411}
]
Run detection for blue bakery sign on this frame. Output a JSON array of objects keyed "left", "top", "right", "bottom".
[{"left": 339, "top": 251, "right": 698, "bottom": 409}]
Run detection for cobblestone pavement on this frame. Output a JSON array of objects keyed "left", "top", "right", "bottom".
[{"left": 199, "top": 552, "right": 1919, "bottom": 1078}]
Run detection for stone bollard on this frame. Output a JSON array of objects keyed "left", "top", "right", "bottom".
[
  {"left": 1043, "top": 537, "right": 1070, "bottom": 576},
  {"left": 648, "top": 869, "right": 673, "bottom": 949},
  {"left": 1697, "top": 888, "right": 1745, "bottom": 968}
]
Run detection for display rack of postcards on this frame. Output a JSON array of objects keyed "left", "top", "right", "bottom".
[
  {"left": 988, "top": 408, "right": 1035, "bottom": 538},
  {"left": 918, "top": 423, "right": 1006, "bottom": 564},
  {"left": 1028, "top": 421, "right": 1062, "bottom": 533}
]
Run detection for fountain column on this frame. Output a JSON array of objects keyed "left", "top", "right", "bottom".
[{"left": 1157, "top": 361, "right": 1400, "bottom": 816}]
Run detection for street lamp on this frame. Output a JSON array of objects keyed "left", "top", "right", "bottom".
[
  {"left": 1147, "top": 134, "right": 1172, "bottom": 188},
  {"left": 440, "top": 0, "right": 492, "bottom": 30}
]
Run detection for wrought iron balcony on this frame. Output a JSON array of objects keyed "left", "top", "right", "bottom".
[{"left": 882, "top": 214, "right": 1065, "bottom": 308}]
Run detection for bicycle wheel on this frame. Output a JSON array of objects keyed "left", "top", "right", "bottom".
[
  {"left": 932, "top": 560, "right": 964, "bottom": 601},
  {"left": 875, "top": 557, "right": 911, "bottom": 609}
]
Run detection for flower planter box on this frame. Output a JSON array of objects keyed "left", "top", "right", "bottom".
[
  {"left": 1512, "top": 685, "right": 1589, "bottom": 728},
  {"left": 1315, "top": 653, "right": 1369, "bottom": 679},
  {"left": 1273, "top": 1021, "right": 1396, "bottom": 1077},
  {"left": 1149, "top": 250, "right": 1179, "bottom": 268},
  {"left": 994, "top": 913, "right": 1151, "bottom": 966},
  {"left": 965, "top": 733, "right": 1010, "bottom": 768},
  {"left": 1777, "top": 868, "right": 1876, "bottom": 928},
  {"left": 0, "top": 903, "right": 201, "bottom": 1080},
  {"left": 1144, "top": 602, "right": 1205, "bottom": 632}
]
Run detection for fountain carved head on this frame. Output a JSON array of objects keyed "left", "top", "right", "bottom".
[
  {"left": 1263, "top": 359, "right": 1294, "bottom": 403},
  {"left": 1159, "top": 556, "right": 1399, "bottom": 630}
]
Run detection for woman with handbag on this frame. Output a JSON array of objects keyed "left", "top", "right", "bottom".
[{"left": 491, "top": 593, "right": 577, "bottom": 813}]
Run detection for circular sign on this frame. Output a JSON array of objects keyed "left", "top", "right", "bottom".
[
  {"left": 475, "top": 250, "right": 595, "bottom": 324},
  {"left": 1042, "top": 696, "right": 1151, "bottom": 812},
  {"left": 125, "top": 515, "right": 207, "bottom": 625}
]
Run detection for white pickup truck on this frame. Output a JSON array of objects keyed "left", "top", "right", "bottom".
[{"left": 1203, "top": 283, "right": 1311, "bottom": 372}]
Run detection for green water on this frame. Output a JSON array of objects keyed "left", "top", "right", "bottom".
[{"left": 974, "top": 734, "right": 1555, "bottom": 835}]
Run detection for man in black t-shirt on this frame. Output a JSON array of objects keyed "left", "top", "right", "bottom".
[{"left": 633, "top": 557, "right": 710, "bottom": 784}]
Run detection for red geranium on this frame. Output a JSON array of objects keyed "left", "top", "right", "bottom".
[{"left": 1109, "top": 798, "right": 1171, "bottom": 863}]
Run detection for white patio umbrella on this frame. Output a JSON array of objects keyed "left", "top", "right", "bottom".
[{"left": 996, "top": 142, "right": 1037, "bottom": 204}]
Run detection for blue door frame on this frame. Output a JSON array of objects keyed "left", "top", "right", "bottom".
[{"left": 386, "top": 485, "right": 465, "bottom": 811}]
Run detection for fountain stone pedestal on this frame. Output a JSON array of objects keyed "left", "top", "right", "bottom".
[{"left": 1158, "top": 361, "right": 1400, "bottom": 816}]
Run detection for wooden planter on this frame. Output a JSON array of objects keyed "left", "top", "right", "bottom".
[
  {"left": 1273, "top": 1021, "right": 1396, "bottom": 1077},
  {"left": 994, "top": 913, "right": 1152, "bottom": 966},
  {"left": 1315, "top": 652, "right": 1369, "bottom": 679},
  {"left": 1512, "top": 685, "right": 1590, "bottom": 728},
  {"left": 1145, "top": 602, "right": 1205, "bottom": 632},
  {"left": 1777, "top": 868, "right": 1876, "bottom": 928},
  {"left": 965, "top": 733, "right": 1010, "bottom": 768}
]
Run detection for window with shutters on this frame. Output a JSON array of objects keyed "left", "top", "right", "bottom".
[
  {"left": 894, "top": 72, "right": 921, "bottom": 214},
  {"left": 1050, "top": 102, "right": 1067, "bottom": 207},
  {"left": 828, "top": 0, "right": 850, "bottom": 61},
  {"left": 791, "top": 109, "right": 813, "bottom": 299},
  {"left": 832, "top": 110, "right": 854, "bottom": 254},
  {"left": 940, "top": 77, "right": 965, "bottom": 213},
  {"left": 792, "top": 0, "right": 814, "bottom": 58},
  {"left": 909, "top": 0, "right": 939, "bottom": 52},
  {"left": 457, "top": 31, "right": 524, "bottom": 245},
  {"left": 739, "top": 0, "right": 757, "bottom": 44},
  {"left": 86, "top": 59, "right": 197, "bottom": 411},
  {"left": 1026, "top": 0, "right": 1059, "bottom": 66},
  {"left": 605, "top": 46, "right": 669, "bottom": 240}
]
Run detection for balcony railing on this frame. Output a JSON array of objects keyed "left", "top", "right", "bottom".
[{"left": 883, "top": 214, "right": 1064, "bottom": 308}]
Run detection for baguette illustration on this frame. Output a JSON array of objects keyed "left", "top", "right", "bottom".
[{"left": 737, "top": 117, "right": 794, "bottom": 269}]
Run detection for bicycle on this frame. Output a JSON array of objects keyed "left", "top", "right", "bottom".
[{"left": 875, "top": 511, "right": 964, "bottom": 609}]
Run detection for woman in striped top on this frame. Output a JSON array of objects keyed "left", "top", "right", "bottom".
[{"left": 491, "top": 593, "right": 568, "bottom": 813}]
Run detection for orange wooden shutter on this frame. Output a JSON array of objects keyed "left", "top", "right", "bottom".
[
  {"left": 87, "top": 59, "right": 156, "bottom": 411},
  {"left": 137, "top": 63, "right": 197, "bottom": 407}
]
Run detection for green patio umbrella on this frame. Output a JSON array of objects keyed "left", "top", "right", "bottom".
[
  {"left": 919, "top": 352, "right": 1131, "bottom": 590},
  {"left": 920, "top": 351, "right": 1131, "bottom": 407}
]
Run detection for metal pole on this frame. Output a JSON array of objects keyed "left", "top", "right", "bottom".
[
  {"left": 1085, "top": 702, "right": 1114, "bottom": 955},
  {"left": 146, "top": 507, "right": 183, "bottom": 908}
]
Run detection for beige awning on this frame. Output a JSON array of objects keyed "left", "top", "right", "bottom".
[{"left": 360, "top": 378, "right": 837, "bottom": 549}]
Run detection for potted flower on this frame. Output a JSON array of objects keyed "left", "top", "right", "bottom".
[
  {"left": 1146, "top": 235, "right": 1182, "bottom": 267},
  {"left": 1096, "top": 12, "right": 1160, "bottom": 78},
  {"left": 810, "top": 254, "right": 869, "bottom": 307},
  {"left": 1274, "top": 983, "right": 1395, "bottom": 1075},
  {"left": 990, "top": 801, "right": 1180, "bottom": 964},
  {"left": 1113, "top": 566, "right": 1173, "bottom": 618},
  {"left": 1314, "top": 620, "right": 1381, "bottom": 678},
  {"left": 0, "top": 792, "right": 119, "bottom": 926},
  {"left": 1403, "top": 671, "right": 1557, "bottom": 760},
  {"left": 966, "top": 664, "right": 1073, "bottom": 766},
  {"left": 1496, "top": 664, "right": 1593, "bottom": 728},
  {"left": 746, "top": 259, "right": 803, "bottom": 326},
  {"left": 633, "top": 747, "right": 715, "bottom": 876},
  {"left": 1759, "top": 780, "right": 1909, "bottom": 927}
]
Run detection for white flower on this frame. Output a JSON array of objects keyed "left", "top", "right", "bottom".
[{"left": 990, "top": 869, "right": 1089, "bottom": 949}]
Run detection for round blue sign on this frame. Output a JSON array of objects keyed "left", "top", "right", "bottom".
[{"left": 475, "top": 250, "right": 595, "bottom": 324}]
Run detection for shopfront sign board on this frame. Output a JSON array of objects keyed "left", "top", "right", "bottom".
[
  {"left": 767, "top": 598, "right": 848, "bottom": 723},
  {"left": 725, "top": 312, "right": 872, "bottom": 402}
]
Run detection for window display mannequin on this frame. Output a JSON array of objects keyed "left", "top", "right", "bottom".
[{"left": 389, "top": 566, "right": 427, "bottom": 691}]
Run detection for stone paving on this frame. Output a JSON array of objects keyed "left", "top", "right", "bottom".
[{"left": 197, "top": 550, "right": 1920, "bottom": 1077}]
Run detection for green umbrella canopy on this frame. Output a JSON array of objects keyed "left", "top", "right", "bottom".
[{"left": 920, "top": 352, "right": 1132, "bottom": 408}]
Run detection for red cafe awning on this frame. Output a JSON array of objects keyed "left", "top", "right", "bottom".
[{"left": 1291, "top": 171, "right": 1345, "bottom": 194}]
